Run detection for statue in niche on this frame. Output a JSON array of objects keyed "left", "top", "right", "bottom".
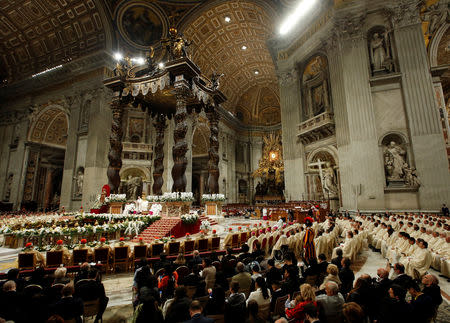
[
  {"left": 403, "top": 163, "right": 420, "bottom": 187},
  {"left": 322, "top": 162, "right": 339, "bottom": 197},
  {"left": 384, "top": 141, "right": 407, "bottom": 180},
  {"left": 126, "top": 175, "right": 143, "bottom": 200},
  {"left": 73, "top": 167, "right": 84, "bottom": 197},
  {"left": 369, "top": 28, "right": 394, "bottom": 75}
]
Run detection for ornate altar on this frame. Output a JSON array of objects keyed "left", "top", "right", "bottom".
[
  {"left": 103, "top": 27, "right": 226, "bottom": 200},
  {"left": 253, "top": 133, "right": 285, "bottom": 204}
]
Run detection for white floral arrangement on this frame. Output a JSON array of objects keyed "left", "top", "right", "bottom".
[
  {"left": 201, "top": 194, "right": 226, "bottom": 202},
  {"left": 150, "top": 203, "right": 162, "bottom": 216},
  {"left": 200, "top": 219, "right": 211, "bottom": 232},
  {"left": 146, "top": 192, "right": 194, "bottom": 202},
  {"left": 106, "top": 194, "right": 127, "bottom": 203},
  {"left": 181, "top": 213, "right": 199, "bottom": 225}
]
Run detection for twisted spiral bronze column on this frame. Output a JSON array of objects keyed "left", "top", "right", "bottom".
[
  {"left": 107, "top": 99, "right": 124, "bottom": 193},
  {"left": 152, "top": 114, "right": 166, "bottom": 195},
  {"left": 207, "top": 108, "right": 220, "bottom": 194},
  {"left": 171, "top": 88, "right": 189, "bottom": 192}
]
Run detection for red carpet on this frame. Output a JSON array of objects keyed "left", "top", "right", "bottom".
[{"left": 133, "top": 217, "right": 181, "bottom": 243}]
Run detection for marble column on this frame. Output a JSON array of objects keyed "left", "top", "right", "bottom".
[
  {"left": 107, "top": 95, "right": 124, "bottom": 194},
  {"left": 207, "top": 108, "right": 220, "bottom": 194},
  {"left": 390, "top": 2, "right": 450, "bottom": 208},
  {"left": 43, "top": 168, "right": 54, "bottom": 210},
  {"left": 278, "top": 68, "right": 305, "bottom": 201},
  {"left": 152, "top": 114, "right": 166, "bottom": 195},
  {"left": 60, "top": 93, "right": 81, "bottom": 210},
  {"left": 171, "top": 81, "right": 189, "bottom": 192}
]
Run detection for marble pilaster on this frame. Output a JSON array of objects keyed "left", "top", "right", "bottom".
[
  {"left": 333, "top": 15, "right": 386, "bottom": 210},
  {"left": 278, "top": 68, "right": 305, "bottom": 201},
  {"left": 391, "top": 7, "right": 450, "bottom": 208}
]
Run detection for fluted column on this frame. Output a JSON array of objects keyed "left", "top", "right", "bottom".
[
  {"left": 171, "top": 83, "right": 189, "bottom": 192},
  {"left": 333, "top": 14, "right": 386, "bottom": 210},
  {"left": 207, "top": 107, "right": 220, "bottom": 194},
  {"left": 107, "top": 97, "right": 124, "bottom": 193},
  {"left": 389, "top": 0, "right": 450, "bottom": 207},
  {"left": 278, "top": 69, "right": 304, "bottom": 201},
  {"left": 152, "top": 114, "right": 166, "bottom": 195}
]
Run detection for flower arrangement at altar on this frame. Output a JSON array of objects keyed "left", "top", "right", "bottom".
[
  {"left": 147, "top": 192, "right": 194, "bottom": 202},
  {"left": 200, "top": 220, "right": 211, "bottom": 232},
  {"left": 201, "top": 194, "right": 226, "bottom": 202},
  {"left": 105, "top": 194, "right": 127, "bottom": 203},
  {"left": 181, "top": 213, "right": 199, "bottom": 225}
]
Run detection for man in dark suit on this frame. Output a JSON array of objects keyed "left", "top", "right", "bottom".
[
  {"left": 331, "top": 248, "right": 343, "bottom": 270},
  {"left": 266, "top": 259, "right": 282, "bottom": 288},
  {"left": 75, "top": 268, "right": 109, "bottom": 323},
  {"left": 373, "top": 268, "right": 391, "bottom": 300},
  {"left": 390, "top": 263, "right": 412, "bottom": 290},
  {"left": 408, "top": 281, "right": 434, "bottom": 323},
  {"left": 184, "top": 300, "right": 214, "bottom": 323},
  {"left": 338, "top": 257, "right": 354, "bottom": 297},
  {"left": 225, "top": 282, "right": 246, "bottom": 323},
  {"left": 154, "top": 252, "right": 171, "bottom": 273},
  {"left": 270, "top": 281, "right": 287, "bottom": 312},
  {"left": 376, "top": 284, "right": 413, "bottom": 323},
  {"left": 0, "top": 280, "right": 25, "bottom": 323},
  {"left": 52, "top": 284, "right": 84, "bottom": 323}
]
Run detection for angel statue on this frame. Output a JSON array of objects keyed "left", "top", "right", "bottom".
[
  {"left": 210, "top": 71, "right": 224, "bottom": 90},
  {"left": 162, "top": 27, "right": 192, "bottom": 60}
]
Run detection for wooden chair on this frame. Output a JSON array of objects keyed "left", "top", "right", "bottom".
[
  {"left": 155, "top": 268, "right": 165, "bottom": 278},
  {"left": 94, "top": 248, "right": 110, "bottom": 272},
  {"left": 211, "top": 237, "right": 220, "bottom": 250},
  {"left": 18, "top": 252, "right": 35, "bottom": 270},
  {"left": 176, "top": 265, "right": 190, "bottom": 283},
  {"left": 271, "top": 294, "right": 289, "bottom": 320},
  {"left": 231, "top": 234, "right": 240, "bottom": 248},
  {"left": 151, "top": 243, "right": 164, "bottom": 257},
  {"left": 168, "top": 242, "right": 181, "bottom": 256},
  {"left": 240, "top": 232, "right": 248, "bottom": 244},
  {"left": 112, "top": 246, "right": 129, "bottom": 273},
  {"left": 197, "top": 239, "right": 209, "bottom": 252},
  {"left": 184, "top": 240, "right": 195, "bottom": 254},
  {"left": 133, "top": 245, "right": 148, "bottom": 268},
  {"left": 46, "top": 251, "right": 63, "bottom": 268},
  {"left": 83, "top": 298, "right": 101, "bottom": 323},
  {"left": 24, "top": 284, "right": 43, "bottom": 297},
  {"left": 212, "top": 261, "right": 221, "bottom": 271},
  {"left": 73, "top": 249, "right": 88, "bottom": 265},
  {"left": 258, "top": 303, "right": 270, "bottom": 322}
]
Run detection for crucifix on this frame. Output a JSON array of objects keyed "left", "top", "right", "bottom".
[{"left": 308, "top": 158, "right": 328, "bottom": 196}]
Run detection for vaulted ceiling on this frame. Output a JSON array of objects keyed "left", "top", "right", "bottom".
[{"left": 0, "top": 0, "right": 284, "bottom": 125}]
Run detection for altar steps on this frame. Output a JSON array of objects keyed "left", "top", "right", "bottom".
[
  {"left": 132, "top": 217, "right": 181, "bottom": 243},
  {"left": 199, "top": 215, "right": 218, "bottom": 226}
]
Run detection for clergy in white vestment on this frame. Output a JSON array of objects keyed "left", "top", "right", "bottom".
[
  {"left": 402, "top": 239, "right": 432, "bottom": 279},
  {"left": 439, "top": 236, "right": 450, "bottom": 277}
]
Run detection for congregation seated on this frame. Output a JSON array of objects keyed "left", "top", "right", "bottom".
[{"left": 0, "top": 211, "right": 447, "bottom": 323}]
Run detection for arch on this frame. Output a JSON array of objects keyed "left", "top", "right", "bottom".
[
  {"left": 429, "top": 23, "right": 450, "bottom": 67},
  {"left": 120, "top": 166, "right": 150, "bottom": 181},
  {"left": 306, "top": 146, "right": 339, "bottom": 168},
  {"left": 28, "top": 105, "right": 69, "bottom": 149},
  {"left": 300, "top": 53, "right": 332, "bottom": 119},
  {"left": 378, "top": 131, "right": 409, "bottom": 147}
]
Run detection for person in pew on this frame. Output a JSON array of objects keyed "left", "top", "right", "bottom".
[
  {"left": 51, "top": 284, "right": 83, "bottom": 323},
  {"left": 225, "top": 282, "right": 246, "bottom": 323},
  {"left": 74, "top": 268, "right": 109, "bottom": 323}
]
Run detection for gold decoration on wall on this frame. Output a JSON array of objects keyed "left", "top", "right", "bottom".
[{"left": 252, "top": 132, "right": 284, "bottom": 180}]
